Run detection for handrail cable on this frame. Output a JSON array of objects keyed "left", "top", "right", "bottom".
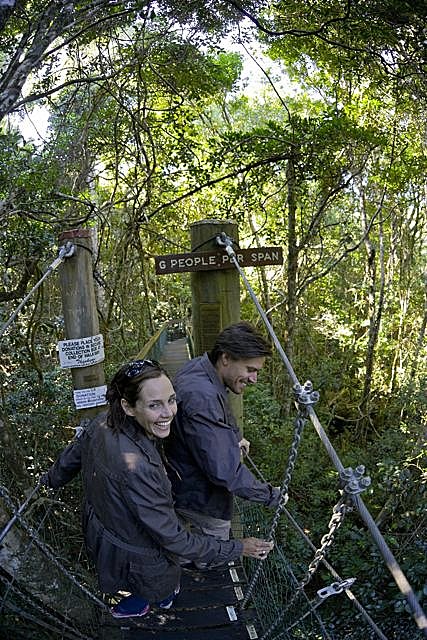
[
  {"left": 216, "top": 232, "right": 427, "bottom": 636},
  {"left": 1, "top": 598, "right": 94, "bottom": 640},
  {"left": 0, "top": 573, "right": 94, "bottom": 640},
  {"left": 258, "top": 493, "right": 350, "bottom": 640},
  {"left": 270, "top": 578, "right": 356, "bottom": 640},
  {"left": 0, "top": 242, "right": 76, "bottom": 340},
  {"left": 244, "top": 452, "right": 390, "bottom": 640},
  {"left": 267, "top": 536, "right": 334, "bottom": 640},
  {"left": 0, "top": 482, "right": 107, "bottom": 611},
  {"left": 0, "top": 481, "right": 61, "bottom": 615},
  {"left": 0, "top": 477, "right": 43, "bottom": 545},
  {"left": 0, "top": 480, "right": 160, "bottom": 633},
  {"left": 1, "top": 236, "right": 424, "bottom": 635},
  {"left": 0, "top": 486, "right": 97, "bottom": 639}
]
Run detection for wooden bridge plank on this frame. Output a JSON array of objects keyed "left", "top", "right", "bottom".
[
  {"left": 99, "top": 563, "right": 262, "bottom": 640},
  {"left": 120, "top": 621, "right": 259, "bottom": 639},
  {"left": 172, "top": 585, "right": 239, "bottom": 607},
  {"left": 159, "top": 337, "right": 190, "bottom": 380},
  {"left": 103, "top": 603, "right": 258, "bottom": 631},
  {"left": 180, "top": 563, "right": 247, "bottom": 588},
  {"left": 103, "top": 608, "right": 260, "bottom": 639}
]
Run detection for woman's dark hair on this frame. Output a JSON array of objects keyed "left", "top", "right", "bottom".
[
  {"left": 106, "top": 359, "right": 169, "bottom": 430},
  {"left": 209, "top": 321, "right": 272, "bottom": 364}
]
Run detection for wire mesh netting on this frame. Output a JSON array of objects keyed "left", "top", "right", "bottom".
[
  {"left": 2, "top": 486, "right": 424, "bottom": 640},
  {"left": 0, "top": 483, "right": 102, "bottom": 640},
  {"left": 234, "top": 497, "right": 426, "bottom": 640},
  {"left": 235, "top": 499, "right": 335, "bottom": 640}
]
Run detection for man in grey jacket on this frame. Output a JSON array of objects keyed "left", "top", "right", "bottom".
[{"left": 165, "top": 321, "right": 280, "bottom": 543}]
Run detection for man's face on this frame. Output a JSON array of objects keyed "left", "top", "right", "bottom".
[{"left": 218, "top": 354, "right": 265, "bottom": 394}]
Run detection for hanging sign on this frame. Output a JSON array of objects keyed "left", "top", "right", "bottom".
[
  {"left": 155, "top": 247, "right": 283, "bottom": 275},
  {"left": 58, "top": 334, "right": 105, "bottom": 368},
  {"left": 73, "top": 385, "right": 107, "bottom": 410}
]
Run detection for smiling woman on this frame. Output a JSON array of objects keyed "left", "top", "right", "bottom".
[
  {"left": 120, "top": 366, "right": 177, "bottom": 439},
  {"left": 42, "top": 358, "right": 274, "bottom": 619}
]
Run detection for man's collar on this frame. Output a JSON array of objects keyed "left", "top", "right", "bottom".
[{"left": 200, "top": 352, "right": 227, "bottom": 393}]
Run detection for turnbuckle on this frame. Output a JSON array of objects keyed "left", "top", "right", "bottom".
[{"left": 317, "top": 578, "right": 356, "bottom": 600}]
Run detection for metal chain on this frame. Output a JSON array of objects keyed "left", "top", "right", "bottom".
[
  {"left": 291, "top": 463, "right": 371, "bottom": 596},
  {"left": 240, "top": 381, "right": 319, "bottom": 610},
  {"left": 258, "top": 465, "right": 374, "bottom": 640},
  {"left": 258, "top": 496, "right": 348, "bottom": 640},
  {"left": 298, "top": 497, "right": 347, "bottom": 591},
  {"left": 243, "top": 457, "right": 390, "bottom": 640},
  {"left": 267, "top": 381, "right": 321, "bottom": 540},
  {"left": 216, "top": 232, "right": 427, "bottom": 636}
]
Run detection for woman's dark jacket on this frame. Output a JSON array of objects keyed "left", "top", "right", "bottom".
[
  {"left": 46, "top": 412, "right": 242, "bottom": 601},
  {"left": 164, "top": 353, "right": 279, "bottom": 521}
]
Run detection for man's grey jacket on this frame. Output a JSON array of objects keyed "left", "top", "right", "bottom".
[{"left": 164, "top": 353, "right": 280, "bottom": 521}]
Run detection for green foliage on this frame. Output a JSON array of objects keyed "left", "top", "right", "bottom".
[
  {"left": 243, "top": 379, "right": 426, "bottom": 637},
  {"left": 0, "top": 368, "right": 75, "bottom": 484},
  {"left": 0, "top": 2, "right": 426, "bottom": 636},
  {"left": 264, "top": 0, "right": 427, "bottom": 101}
]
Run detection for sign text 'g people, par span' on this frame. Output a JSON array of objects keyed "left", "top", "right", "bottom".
[{"left": 155, "top": 247, "right": 283, "bottom": 275}]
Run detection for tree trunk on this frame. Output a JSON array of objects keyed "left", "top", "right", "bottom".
[
  {"left": 280, "top": 156, "right": 298, "bottom": 417},
  {"left": 358, "top": 205, "right": 385, "bottom": 439},
  {"left": 408, "top": 272, "right": 427, "bottom": 385}
]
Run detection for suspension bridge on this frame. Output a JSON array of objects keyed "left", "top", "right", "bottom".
[{"left": 0, "top": 234, "right": 426, "bottom": 640}]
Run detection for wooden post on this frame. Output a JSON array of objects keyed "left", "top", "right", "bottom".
[
  {"left": 58, "top": 229, "right": 106, "bottom": 420},
  {"left": 190, "top": 219, "right": 242, "bottom": 424}
]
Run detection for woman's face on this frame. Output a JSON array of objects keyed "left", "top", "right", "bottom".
[{"left": 122, "top": 374, "right": 177, "bottom": 438}]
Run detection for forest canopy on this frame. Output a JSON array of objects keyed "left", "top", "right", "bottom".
[{"left": 0, "top": 2, "right": 426, "bottom": 639}]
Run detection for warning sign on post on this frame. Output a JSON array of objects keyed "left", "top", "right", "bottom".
[
  {"left": 73, "top": 385, "right": 107, "bottom": 410},
  {"left": 58, "top": 334, "right": 105, "bottom": 368}
]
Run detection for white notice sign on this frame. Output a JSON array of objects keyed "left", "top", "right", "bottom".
[
  {"left": 73, "top": 385, "right": 107, "bottom": 409},
  {"left": 58, "top": 334, "right": 105, "bottom": 368}
]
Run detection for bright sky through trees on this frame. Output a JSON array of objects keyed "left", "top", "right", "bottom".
[{"left": 15, "top": 25, "right": 295, "bottom": 144}]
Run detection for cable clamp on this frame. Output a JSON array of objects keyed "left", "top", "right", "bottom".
[
  {"left": 216, "top": 232, "right": 236, "bottom": 257},
  {"left": 58, "top": 241, "right": 76, "bottom": 260},
  {"left": 340, "top": 465, "right": 371, "bottom": 497},
  {"left": 293, "top": 380, "right": 320, "bottom": 408},
  {"left": 317, "top": 578, "right": 356, "bottom": 600},
  {"left": 74, "top": 418, "right": 91, "bottom": 439}
]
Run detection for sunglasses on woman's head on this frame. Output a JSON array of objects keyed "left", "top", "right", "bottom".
[{"left": 125, "top": 359, "right": 160, "bottom": 378}]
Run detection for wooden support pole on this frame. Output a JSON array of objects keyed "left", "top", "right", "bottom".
[
  {"left": 190, "top": 219, "right": 242, "bottom": 424},
  {"left": 58, "top": 229, "right": 106, "bottom": 420},
  {"left": 190, "top": 219, "right": 240, "bottom": 354}
]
